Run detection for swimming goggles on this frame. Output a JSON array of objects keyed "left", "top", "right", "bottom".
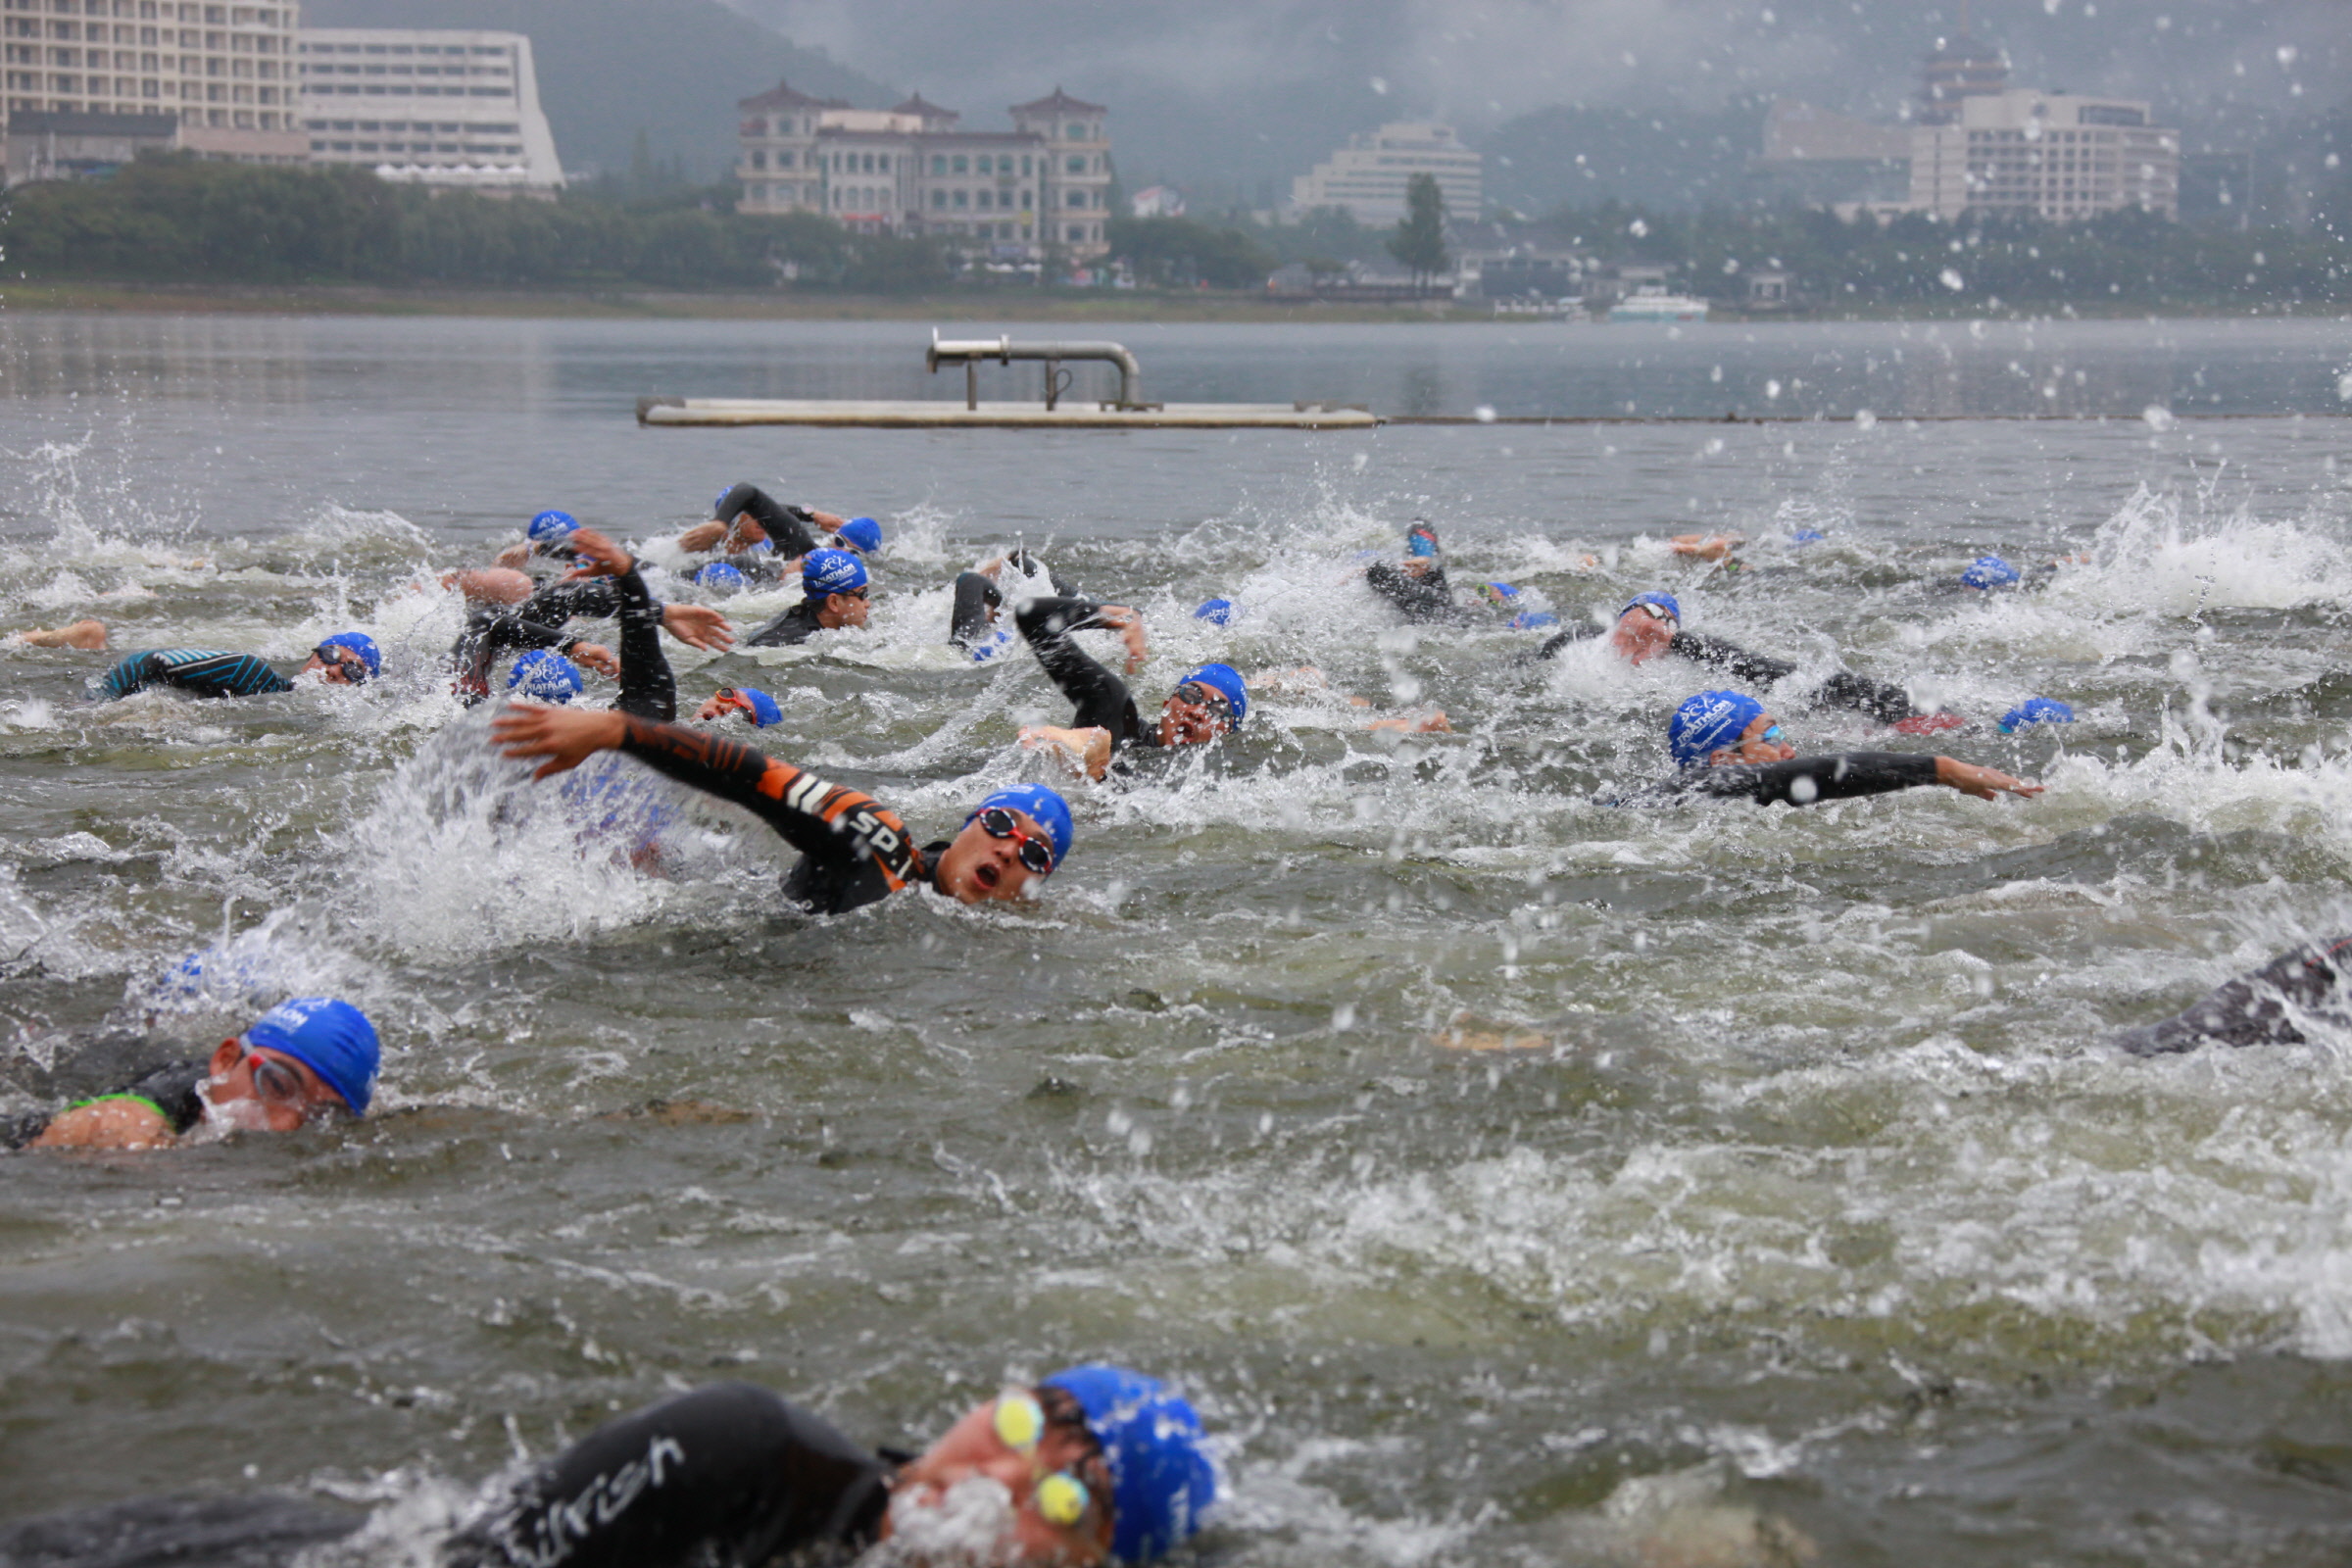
[
  {"left": 975, "top": 807, "right": 1055, "bottom": 875},
  {"left": 240, "top": 1049, "right": 310, "bottom": 1109},
  {"left": 993, "top": 1392, "right": 1094, "bottom": 1530},
  {"left": 313, "top": 645, "right": 370, "bottom": 683},
  {"left": 1624, "top": 601, "right": 1678, "bottom": 624},
  {"left": 1170, "top": 681, "right": 1232, "bottom": 720},
  {"left": 1758, "top": 724, "right": 1786, "bottom": 746}
]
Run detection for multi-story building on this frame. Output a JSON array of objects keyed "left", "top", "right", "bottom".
[
  {"left": 1909, "top": 88, "right": 2179, "bottom": 222},
  {"left": 1916, "top": 28, "right": 2009, "bottom": 124},
  {"left": 296, "top": 27, "right": 561, "bottom": 192},
  {"left": 1289, "top": 121, "right": 1481, "bottom": 225},
  {"left": 3, "top": 0, "right": 306, "bottom": 167},
  {"left": 733, "top": 80, "right": 1110, "bottom": 262}
]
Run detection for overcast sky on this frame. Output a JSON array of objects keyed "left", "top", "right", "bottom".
[{"left": 721, "top": 0, "right": 2343, "bottom": 196}]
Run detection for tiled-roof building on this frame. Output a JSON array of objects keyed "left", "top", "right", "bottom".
[{"left": 735, "top": 80, "right": 1112, "bottom": 262}]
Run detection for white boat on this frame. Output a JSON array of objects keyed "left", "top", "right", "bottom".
[{"left": 1608, "top": 287, "right": 1710, "bottom": 322}]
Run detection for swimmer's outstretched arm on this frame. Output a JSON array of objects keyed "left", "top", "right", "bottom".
[
  {"left": 1014, "top": 596, "right": 1147, "bottom": 734},
  {"left": 1669, "top": 752, "right": 2037, "bottom": 807},
  {"left": 564, "top": 529, "right": 676, "bottom": 722},
  {"left": 2113, "top": 935, "right": 2352, "bottom": 1054}
]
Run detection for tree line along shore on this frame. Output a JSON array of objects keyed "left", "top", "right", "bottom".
[{"left": 7, "top": 154, "right": 2345, "bottom": 315}]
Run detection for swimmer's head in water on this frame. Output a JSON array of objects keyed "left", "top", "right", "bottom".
[
  {"left": 526, "top": 510, "right": 580, "bottom": 553},
  {"left": 1998, "top": 697, "right": 2075, "bottom": 733},
  {"left": 884, "top": 1382, "right": 1117, "bottom": 1566},
  {"left": 1405, "top": 522, "right": 1441, "bottom": 558},
  {"left": 1961, "top": 555, "right": 2022, "bottom": 590},
  {"left": 698, "top": 685, "right": 782, "bottom": 726},
  {"left": 1479, "top": 582, "right": 1521, "bottom": 606},
  {"left": 211, "top": 997, "right": 379, "bottom": 1128},
  {"left": 1193, "top": 598, "right": 1235, "bottom": 626},
  {"left": 1609, "top": 591, "right": 1681, "bottom": 664},
  {"left": 1160, "top": 663, "right": 1246, "bottom": 746},
  {"left": 837, "top": 516, "right": 883, "bottom": 554},
  {"left": 305, "top": 632, "right": 380, "bottom": 685},
  {"left": 508, "top": 649, "right": 584, "bottom": 704},
  {"left": 1042, "top": 1365, "right": 1217, "bottom": 1562},
  {"left": 1670, "top": 690, "right": 1781, "bottom": 767},
  {"left": 804, "top": 549, "right": 868, "bottom": 598},
  {"left": 695, "top": 562, "right": 747, "bottom": 594},
  {"left": 934, "top": 784, "right": 1071, "bottom": 904}
]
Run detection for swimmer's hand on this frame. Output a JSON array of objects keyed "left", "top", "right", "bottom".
[
  {"left": 493, "top": 542, "right": 533, "bottom": 570},
  {"left": 563, "top": 528, "right": 635, "bottom": 580},
  {"left": 1366, "top": 710, "right": 1451, "bottom": 734},
  {"left": 1936, "top": 758, "right": 2042, "bottom": 800},
  {"left": 808, "top": 509, "right": 847, "bottom": 533},
  {"left": 15, "top": 618, "right": 109, "bottom": 650},
  {"left": 564, "top": 642, "right": 620, "bottom": 678},
  {"left": 1088, "top": 605, "right": 1149, "bottom": 674},
  {"left": 445, "top": 567, "right": 534, "bottom": 607},
  {"left": 31, "top": 1098, "right": 177, "bottom": 1151},
  {"left": 661, "top": 604, "right": 736, "bottom": 652},
  {"left": 676, "top": 519, "right": 729, "bottom": 553},
  {"left": 1020, "top": 724, "right": 1114, "bottom": 782},
  {"left": 492, "top": 704, "right": 628, "bottom": 779}
]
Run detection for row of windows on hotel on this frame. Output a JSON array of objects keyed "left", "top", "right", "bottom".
[
  {"left": 747, "top": 147, "right": 1105, "bottom": 177},
  {"left": 308, "top": 118, "right": 523, "bottom": 158},
  {"left": 744, "top": 117, "right": 1103, "bottom": 143},
  {"left": 3, "top": 0, "right": 287, "bottom": 22},
  {"left": 810, "top": 181, "right": 1105, "bottom": 212}
]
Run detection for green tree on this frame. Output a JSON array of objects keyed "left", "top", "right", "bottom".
[
  {"left": 1106, "top": 216, "right": 1274, "bottom": 289},
  {"left": 1387, "top": 172, "right": 1449, "bottom": 288}
]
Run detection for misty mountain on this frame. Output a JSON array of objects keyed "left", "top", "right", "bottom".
[{"left": 303, "top": 0, "right": 894, "bottom": 178}]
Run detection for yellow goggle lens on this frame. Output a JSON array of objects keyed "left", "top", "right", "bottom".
[
  {"left": 1035, "top": 1471, "right": 1090, "bottom": 1529},
  {"left": 993, "top": 1391, "right": 1046, "bottom": 1453}
]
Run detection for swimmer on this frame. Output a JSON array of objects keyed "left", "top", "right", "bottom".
[
  {"left": 455, "top": 530, "right": 732, "bottom": 707},
  {"left": 951, "top": 549, "right": 1080, "bottom": 662},
  {"left": 440, "top": 566, "right": 536, "bottom": 607},
  {"left": 1011, "top": 596, "right": 1247, "bottom": 780},
  {"left": 1935, "top": 554, "right": 2079, "bottom": 594},
  {"left": 12, "top": 617, "right": 109, "bottom": 650},
  {"left": 2, "top": 997, "right": 379, "bottom": 1152},
  {"left": 492, "top": 509, "right": 591, "bottom": 571},
  {"left": 489, "top": 706, "right": 1073, "bottom": 912},
  {"left": 92, "top": 633, "right": 380, "bottom": 701},
  {"left": 743, "top": 548, "right": 872, "bottom": 648},
  {"left": 6, "top": 1366, "right": 1213, "bottom": 1568},
  {"left": 1362, "top": 519, "right": 1460, "bottom": 622},
  {"left": 1669, "top": 532, "right": 1745, "bottom": 564},
  {"left": 1620, "top": 690, "right": 2041, "bottom": 808},
  {"left": 696, "top": 685, "right": 782, "bottom": 726},
  {"left": 1533, "top": 590, "right": 1962, "bottom": 732},
  {"left": 678, "top": 481, "right": 874, "bottom": 572},
  {"left": 2111, "top": 934, "right": 2352, "bottom": 1054}
]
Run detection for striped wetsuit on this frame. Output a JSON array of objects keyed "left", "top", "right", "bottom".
[{"left": 95, "top": 649, "right": 294, "bottom": 701}]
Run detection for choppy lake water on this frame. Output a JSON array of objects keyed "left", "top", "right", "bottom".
[{"left": 5, "top": 314, "right": 2352, "bottom": 1566}]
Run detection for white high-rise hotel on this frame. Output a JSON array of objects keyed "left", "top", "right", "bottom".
[
  {"left": 735, "top": 82, "right": 1114, "bottom": 261},
  {"left": 3, "top": 0, "right": 306, "bottom": 162},
  {"left": 296, "top": 26, "right": 562, "bottom": 191}
]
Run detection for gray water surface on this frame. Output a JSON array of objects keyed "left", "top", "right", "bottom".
[{"left": 5, "top": 315, "right": 2352, "bottom": 1566}]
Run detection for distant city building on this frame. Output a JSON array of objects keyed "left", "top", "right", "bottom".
[
  {"left": 1129, "top": 183, "right": 1182, "bottom": 218},
  {"left": 3, "top": 0, "right": 306, "bottom": 173},
  {"left": 1908, "top": 89, "right": 2179, "bottom": 221},
  {"left": 296, "top": 28, "right": 562, "bottom": 192},
  {"left": 733, "top": 81, "right": 1112, "bottom": 262},
  {"left": 1290, "top": 121, "right": 1481, "bottom": 225},
  {"left": 1917, "top": 27, "right": 2009, "bottom": 124},
  {"left": 1749, "top": 98, "right": 1912, "bottom": 206}
]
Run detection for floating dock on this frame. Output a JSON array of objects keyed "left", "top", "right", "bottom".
[
  {"left": 637, "top": 396, "right": 1378, "bottom": 429},
  {"left": 637, "top": 333, "right": 1379, "bottom": 430}
]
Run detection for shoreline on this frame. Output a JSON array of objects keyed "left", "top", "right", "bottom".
[{"left": 0, "top": 281, "right": 2337, "bottom": 323}]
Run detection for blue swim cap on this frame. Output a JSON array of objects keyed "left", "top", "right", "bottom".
[
  {"left": 1509, "top": 610, "right": 1560, "bottom": 630},
  {"left": 527, "top": 510, "right": 579, "bottom": 544},
  {"left": 1961, "top": 555, "right": 2022, "bottom": 589},
  {"left": 317, "top": 631, "right": 381, "bottom": 680},
  {"left": 508, "top": 649, "right": 584, "bottom": 703},
  {"left": 696, "top": 562, "right": 747, "bottom": 593},
  {"left": 1193, "top": 598, "right": 1235, "bottom": 626},
  {"left": 967, "top": 783, "right": 1073, "bottom": 870},
  {"left": 837, "top": 516, "right": 883, "bottom": 554},
  {"left": 1791, "top": 528, "right": 1827, "bottom": 544},
  {"left": 1669, "top": 689, "right": 1766, "bottom": 768},
  {"left": 1620, "top": 590, "right": 1682, "bottom": 624},
  {"left": 1405, "top": 522, "right": 1441, "bottom": 558},
  {"left": 970, "top": 627, "right": 1014, "bottom": 663},
  {"left": 1998, "top": 697, "right": 2075, "bottom": 733},
  {"left": 734, "top": 686, "right": 783, "bottom": 726},
  {"left": 242, "top": 997, "right": 380, "bottom": 1115},
  {"left": 1042, "top": 1365, "right": 1216, "bottom": 1562},
  {"left": 1484, "top": 582, "right": 1521, "bottom": 601},
  {"left": 803, "top": 548, "right": 869, "bottom": 598},
  {"left": 1176, "top": 662, "right": 1248, "bottom": 727}
]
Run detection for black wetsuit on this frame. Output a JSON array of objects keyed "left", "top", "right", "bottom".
[
  {"left": 745, "top": 598, "right": 827, "bottom": 649},
  {"left": 456, "top": 565, "right": 675, "bottom": 721},
  {"left": 609, "top": 717, "right": 937, "bottom": 914},
  {"left": 1, "top": 1037, "right": 208, "bottom": 1150},
  {"left": 1621, "top": 752, "right": 1941, "bottom": 808},
  {"left": 949, "top": 555, "right": 1079, "bottom": 654},
  {"left": 1014, "top": 595, "right": 1161, "bottom": 759},
  {"left": 0, "top": 1383, "right": 893, "bottom": 1568},
  {"left": 1365, "top": 561, "right": 1458, "bottom": 622},
  {"left": 2111, "top": 935, "right": 2352, "bottom": 1055},
  {"left": 445, "top": 1382, "right": 894, "bottom": 1568},
  {"left": 710, "top": 482, "right": 826, "bottom": 559},
  {"left": 94, "top": 649, "right": 296, "bottom": 702},
  {"left": 1534, "top": 624, "right": 1927, "bottom": 725}
]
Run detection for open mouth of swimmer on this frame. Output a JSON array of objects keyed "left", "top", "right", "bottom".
[{"left": 973, "top": 861, "right": 1002, "bottom": 891}]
